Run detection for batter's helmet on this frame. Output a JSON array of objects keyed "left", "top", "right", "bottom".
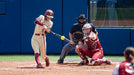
[{"left": 44, "top": 9, "right": 54, "bottom": 18}]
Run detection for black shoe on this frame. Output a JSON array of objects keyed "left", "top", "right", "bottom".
[{"left": 57, "top": 59, "right": 63, "bottom": 64}]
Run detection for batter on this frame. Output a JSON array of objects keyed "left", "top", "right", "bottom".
[{"left": 31, "top": 9, "right": 54, "bottom": 68}]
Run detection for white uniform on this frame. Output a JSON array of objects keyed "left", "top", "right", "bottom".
[{"left": 31, "top": 15, "right": 53, "bottom": 59}]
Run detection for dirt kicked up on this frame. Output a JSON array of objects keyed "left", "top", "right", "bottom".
[{"left": 0, "top": 61, "right": 119, "bottom": 75}]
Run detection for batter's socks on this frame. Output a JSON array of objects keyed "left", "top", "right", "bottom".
[
  {"left": 35, "top": 53, "right": 41, "bottom": 65},
  {"left": 45, "top": 56, "right": 49, "bottom": 67}
]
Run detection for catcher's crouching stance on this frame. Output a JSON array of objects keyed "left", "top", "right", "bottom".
[{"left": 75, "top": 23, "right": 111, "bottom": 65}]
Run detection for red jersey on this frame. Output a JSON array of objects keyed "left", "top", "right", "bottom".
[
  {"left": 118, "top": 60, "right": 134, "bottom": 75},
  {"left": 85, "top": 32, "right": 102, "bottom": 51}
]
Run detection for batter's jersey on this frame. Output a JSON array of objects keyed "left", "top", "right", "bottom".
[
  {"left": 33, "top": 15, "right": 53, "bottom": 34},
  {"left": 85, "top": 32, "right": 102, "bottom": 52},
  {"left": 113, "top": 60, "right": 134, "bottom": 75}
]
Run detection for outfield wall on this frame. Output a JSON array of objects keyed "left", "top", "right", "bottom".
[{"left": 0, "top": 0, "right": 133, "bottom": 54}]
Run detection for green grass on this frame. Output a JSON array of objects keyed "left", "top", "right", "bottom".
[
  {"left": 0, "top": 55, "right": 35, "bottom": 61},
  {"left": 0, "top": 54, "right": 124, "bottom": 62}
]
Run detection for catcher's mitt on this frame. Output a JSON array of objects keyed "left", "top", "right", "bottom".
[{"left": 73, "top": 31, "right": 84, "bottom": 41}]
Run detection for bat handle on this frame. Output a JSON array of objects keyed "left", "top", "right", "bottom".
[
  {"left": 64, "top": 39, "right": 70, "bottom": 43},
  {"left": 50, "top": 31, "right": 55, "bottom": 34}
]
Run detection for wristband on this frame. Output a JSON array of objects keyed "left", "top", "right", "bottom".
[{"left": 35, "top": 21, "right": 43, "bottom": 26}]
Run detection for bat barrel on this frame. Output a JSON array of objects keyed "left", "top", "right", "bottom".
[{"left": 50, "top": 30, "right": 70, "bottom": 43}]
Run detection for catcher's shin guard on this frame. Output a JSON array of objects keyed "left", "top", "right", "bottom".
[
  {"left": 45, "top": 56, "right": 50, "bottom": 67},
  {"left": 75, "top": 47, "right": 88, "bottom": 65}
]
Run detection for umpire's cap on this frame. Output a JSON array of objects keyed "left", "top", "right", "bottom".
[{"left": 76, "top": 14, "right": 87, "bottom": 21}]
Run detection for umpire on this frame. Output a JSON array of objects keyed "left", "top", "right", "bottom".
[{"left": 58, "top": 14, "right": 98, "bottom": 64}]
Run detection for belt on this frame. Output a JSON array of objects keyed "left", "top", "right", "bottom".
[{"left": 35, "top": 33, "right": 44, "bottom": 36}]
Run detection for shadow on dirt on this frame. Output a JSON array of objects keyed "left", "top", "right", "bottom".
[{"left": 16, "top": 67, "right": 45, "bottom": 69}]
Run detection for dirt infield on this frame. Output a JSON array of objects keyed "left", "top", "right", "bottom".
[{"left": 0, "top": 61, "right": 118, "bottom": 75}]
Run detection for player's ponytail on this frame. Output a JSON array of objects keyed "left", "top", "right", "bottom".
[
  {"left": 129, "top": 54, "right": 134, "bottom": 68},
  {"left": 124, "top": 47, "right": 134, "bottom": 68}
]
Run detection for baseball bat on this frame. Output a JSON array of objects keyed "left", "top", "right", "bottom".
[{"left": 50, "top": 31, "right": 70, "bottom": 43}]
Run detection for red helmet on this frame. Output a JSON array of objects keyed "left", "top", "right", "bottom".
[
  {"left": 44, "top": 9, "right": 54, "bottom": 18},
  {"left": 82, "top": 23, "right": 92, "bottom": 36}
]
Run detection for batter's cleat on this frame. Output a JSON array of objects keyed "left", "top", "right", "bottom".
[
  {"left": 45, "top": 56, "right": 50, "bottom": 67},
  {"left": 57, "top": 59, "right": 63, "bottom": 64},
  {"left": 36, "top": 64, "right": 44, "bottom": 68},
  {"left": 78, "top": 60, "right": 89, "bottom": 65}
]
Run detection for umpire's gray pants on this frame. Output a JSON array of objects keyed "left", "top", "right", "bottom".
[{"left": 59, "top": 43, "right": 77, "bottom": 60}]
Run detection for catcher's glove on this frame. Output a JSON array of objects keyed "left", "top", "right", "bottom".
[{"left": 73, "top": 31, "right": 84, "bottom": 41}]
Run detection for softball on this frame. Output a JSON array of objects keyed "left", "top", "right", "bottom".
[{"left": 61, "top": 36, "right": 65, "bottom": 40}]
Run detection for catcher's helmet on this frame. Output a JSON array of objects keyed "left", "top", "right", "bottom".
[
  {"left": 44, "top": 9, "right": 54, "bottom": 18},
  {"left": 82, "top": 23, "right": 92, "bottom": 36}
]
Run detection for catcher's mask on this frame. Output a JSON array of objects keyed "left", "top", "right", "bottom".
[
  {"left": 76, "top": 14, "right": 87, "bottom": 25},
  {"left": 82, "top": 23, "right": 92, "bottom": 36}
]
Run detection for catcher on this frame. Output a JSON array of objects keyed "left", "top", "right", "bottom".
[
  {"left": 75, "top": 23, "right": 111, "bottom": 65},
  {"left": 113, "top": 47, "right": 134, "bottom": 75},
  {"left": 58, "top": 14, "right": 98, "bottom": 64}
]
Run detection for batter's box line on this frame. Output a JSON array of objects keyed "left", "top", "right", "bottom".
[{"left": 0, "top": 68, "right": 12, "bottom": 70}]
